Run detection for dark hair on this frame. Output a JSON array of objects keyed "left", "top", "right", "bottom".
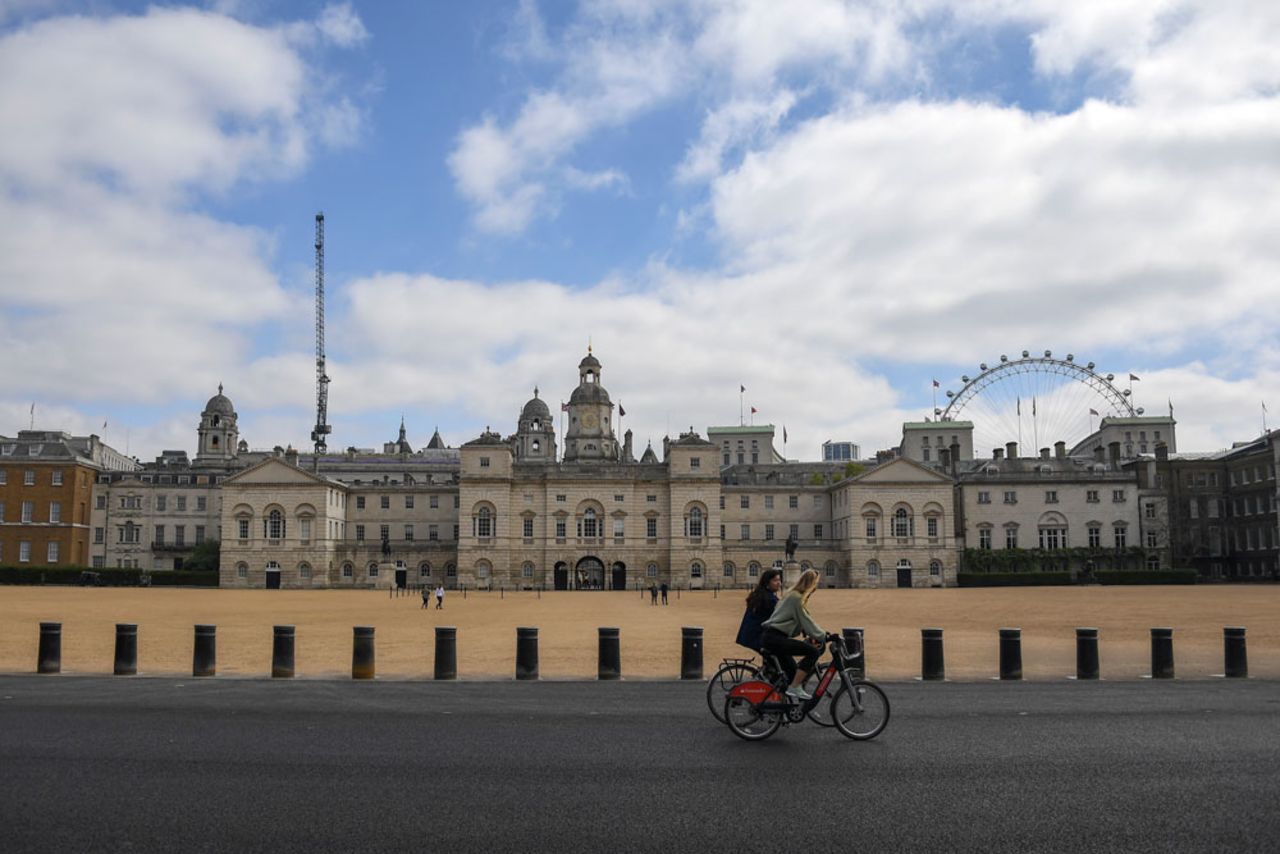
[{"left": 745, "top": 569, "right": 782, "bottom": 612}]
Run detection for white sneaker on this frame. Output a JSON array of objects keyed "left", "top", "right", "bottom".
[{"left": 785, "top": 686, "right": 812, "bottom": 701}]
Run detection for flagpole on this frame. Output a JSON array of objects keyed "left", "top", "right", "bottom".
[{"left": 739, "top": 387, "right": 744, "bottom": 427}]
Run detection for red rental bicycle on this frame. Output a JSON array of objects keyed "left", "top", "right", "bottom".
[{"left": 724, "top": 632, "right": 890, "bottom": 741}]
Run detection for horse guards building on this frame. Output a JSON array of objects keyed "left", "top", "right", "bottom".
[{"left": 2, "top": 350, "right": 1277, "bottom": 588}]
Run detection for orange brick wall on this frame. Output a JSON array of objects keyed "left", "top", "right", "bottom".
[{"left": 0, "top": 462, "right": 95, "bottom": 567}]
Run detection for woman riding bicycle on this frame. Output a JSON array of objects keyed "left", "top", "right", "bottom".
[
  {"left": 760, "top": 569, "right": 826, "bottom": 701},
  {"left": 734, "top": 568, "right": 782, "bottom": 653}
]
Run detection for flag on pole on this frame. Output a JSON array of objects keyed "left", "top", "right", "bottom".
[
  {"left": 932, "top": 379, "right": 940, "bottom": 388},
  {"left": 1089, "top": 408, "right": 1099, "bottom": 417},
  {"left": 1264, "top": 401, "right": 1268, "bottom": 413},
  {"left": 1016, "top": 397, "right": 1021, "bottom": 416},
  {"left": 619, "top": 404, "right": 626, "bottom": 417},
  {"left": 1129, "top": 373, "right": 1141, "bottom": 381},
  {"left": 740, "top": 384, "right": 746, "bottom": 393},
  {"left": 750, "top": 407, "right": 758, "bottom": 415},
  {"left": 102, "top": 419, "right": 108, "bottom": 430},
  {"left": 30, "top": 402, "right": 35, "bottom": 416},
  {"left": 560, "top": 401, "right": 569, "bottom": 412},
  {"left": 1033, "top": 397, "right": 1037, "bottom": 416},
  {"left": 783, "top": 426, "right": 788, "bottom": 443}
]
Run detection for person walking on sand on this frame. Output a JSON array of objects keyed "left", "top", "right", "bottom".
[
  {"left": 421, "top": 586, "right": 431, "bottom": 609},
  {"left": 649, "top": 582, "right": 658, "bottom": 605},
  {"left": 659, "top": 581, "right": 669, "bottom": 605},
  {"left": 435, "top": 584, "right": 445, "bottom": 610}
]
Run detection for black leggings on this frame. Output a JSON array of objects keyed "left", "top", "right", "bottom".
[{"left": 761, "top": 628, "right": 820, "bottom": 684}]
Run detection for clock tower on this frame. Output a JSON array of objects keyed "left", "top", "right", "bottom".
[{"left": 563, "top": 348, "right": 618, "bottom": 463}]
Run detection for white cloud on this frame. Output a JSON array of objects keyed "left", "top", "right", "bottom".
[
  {"left": 315, "top": 2, "right": 368, "bottom": 48},
  {"left": 676, "top": 91, "right": 797, "bottom": 183}
]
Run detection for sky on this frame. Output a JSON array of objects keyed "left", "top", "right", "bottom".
[{"left": 0, "top": 0, "right": 1277, "bottom": 462}]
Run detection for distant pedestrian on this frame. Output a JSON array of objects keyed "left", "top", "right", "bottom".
[
  {"left": 435, "top": 584, "right": 445, "bottom": 610},
  {"left": 660, "top": 582, "right": 669, "bottom": 605},
  {"left": 649, "top": 583, "right": 658, "bottom": 605},
  {"left": 421, "top": 586, "right": 430, "bottom": 609}
]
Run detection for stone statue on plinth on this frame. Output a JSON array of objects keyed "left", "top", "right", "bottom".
[{"left": 783, "top": 535, "right": 801, "bottom": 587}]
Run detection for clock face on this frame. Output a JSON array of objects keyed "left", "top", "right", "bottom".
[{"left": 580, "top": 411, "right": 599, "bottom": 429}]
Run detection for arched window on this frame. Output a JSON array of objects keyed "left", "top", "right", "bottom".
[
  {"left": 867, "top": 561, "right": 880, "bottom": 578},
  {"left": 298, "top": 562, "right": 312, "bottom": 579},
  {"left": 929, "top": 560, "right": 942, "bottom": 577},
  {"left": 687, "top": 507, "right": 704, "bottom": 538},
  {"left": 646, "top": 563, "right": 658, "bottom": 577},
  {"left": 476, "top": 560, "right": 491, "bottom": 579},
  {"left": 897, "top": 559, "right": 912, "bottom": 571},
  {"left": 475, "top": 506, "right": 492, "bottom": 538},
  {"left": 341, "top": 562, "right": 353, "bottom": 578},
  {"left": 368, "top": 562, "right": 379, "bottom": 578},
  {"left": 824, "top": 561, "right": 837, "bottom": 577},
  {"left": 691, "top": 561, "right": 703, "bottom": 578},
  {"left": 748, "top": 561, "right": 760, "bottom": 577},
  {"left": 893, "top": 507, "right": 912, "bottom": 538},
  {"left": 723, "top": 562, "right": 735, "bottom": 578},
  {"left": 265, "top": 508, "right": 285, "bottom": 540},
  {"left": 419, "top": 562, "right": 431, "bottom": 578},
  {"left": 577, "top": 507, "right": 599, "bottom": 538},
  {"left": 532, "top": 439, "right": 541, "bottom": 452},
  {"left": 521, "top": 562, "right": 535, "bottom": 578},
  {"left": 236, "top": 562, "right": 248, "bottom": 578}
]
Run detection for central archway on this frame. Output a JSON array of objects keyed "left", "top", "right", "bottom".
[
  {"left": 575, "top": 556, "right": 605, "bottom": 590},
  {"left": 610, "top": 561, "right": 626, "bottom": 591}
]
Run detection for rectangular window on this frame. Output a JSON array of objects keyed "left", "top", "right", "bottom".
[
  {"left": 94, "top": 527, "right": 104, "bottom": 544},
  {"left": 927, "top": 517, "right": 938, "bottom": 538},
  {"left": 197, "top": 496, "right": 207, "bottom": 512},
  {"left": 1045, "top": 491, "right": 1058, "bottom": 504},
  {"left": 977, "top": 491, "right": 990, "bottom": 504},
  {"left": 556, "top": 520, "right": 567, "bottom": 539},
  {"left": 1145, "top": 502, "right": 1156, "bottom": 519},
  {"left": 1112, "top": 490, "right": 1126, "bottom": 503},
  {"left": 741, "top": 524, "right": 750, "bottom": 540},
  {"left": 176, "top": 496, "right": 186, "bottom": 512},
  {"left": 356, "top": 524, "right": 366, "bottom": 542},
  {"left": 429, "top": 524, "right": 439, "bottom": 541},
  {"left": 380, "top": 524, "right": 390, "bottom": 543},
  {"left": 1086, "top": 490, "right": 1099, "bottom": 503},
  {"left": 356, "top": 496, "right": 366, "bottom": 509},
  {"left": 789, "top": 495, "right": 798, "bottom": 509},
  {"left": 1114, "top": 526, "right": 1127, "bottom": 549},
  {"left": 690, "top": 457, "right": 701, "bottom": 469},
  {"left": 195, "top": 525, "right": 205, "bottom": 544},
  {"left": 614, "top": 494, "right": 624, "bottom": 503},
  {"left": 789, "top": 524, "right": 799, "bottom": 540},
  {"left": 19, "top": 541, "right": 31, "bottom": 562},
  {"left": 645, "top": 518, "right": 657, "bottom": 539},
  {"left": 24, "top": 470, "right": 35, "bottom": 486},
  {"left": 740, "top": 496, "right": 750, "bottom": 509},
  {"left": 522, "top": 564, "right": 534, "bottom": 578},
  {"left": 814, "top": 524, "right": 823, "bottom": 539},
  {"left": 170, "top": 526, "right": 183, "bottom": 546},
  {"left": 404, "top": 524, "right": 414, "bottom": 541},
  {"left": 614, "top": 518, "right": 625, "bottom": 538},
  {"left": 479, "top": 457, "right": 490, "bottom": 468},
  {"left": 0, "top": 470, "right": 5, "bottom": 484},
  {"left": 765, "top": 524, "right": 775, "bottom": 540},
  {"left": 814, "top": 495, "right": 823, "bottom": 507},
  {"left": 405, "top": 495, "right": 415, "bottom": 509},
  {"left": 724, "top": 453, "right": 731, "bottom": 465},
  {"left": 155, "top": 525, "right": 165, "bottom": 545},
  {"left": 92, "top": 555, "right": 104, "bottom": 568},
  {"left": 1003, "top": 491, "right": 1017, "bottom": 504},
  {"left": 1146, "top": 530, "right": 1158, "bottom": 548},
  {"left": 430, "top": 495, "right": 439, "bottom": 509},
  {"left": 979, "top": 528, "right": 992, "bottom": 550},
  {"left": 719, "top": 524, "right": 725, "bottom": 540},
  {"left": 524, "top": 518, "right": 534, "bottom": 538},
  {"left": 156, "top": 495, "right": 167, "bottom": 512},
  {"left": 49, "top": 501, "right": 61, "bottom": 523},
  {"left": 454, "top": 496, "right": 460, "bottom": 509},
  {"left": 96, "top": 494, "right": 106, "bottom": 510},
  {"left": 21, "top": 501, "right": 33, "bottom": 523},
  {"left": 47, "top": 541, "right": 59, "bottom": 563},
  {"left": 380, "top": 496, "right": 390, "bottom": 509},
  {"left": 647, "top": 495, "right": 657, "bottom": 503},
  {"left": 1088, "top": 526, "right": 1101, "bottom": 548},
  {"left": 1005, "top": 528, "right": 1018, "bottom": 550},
  {"left": 238, "top": 519, "right": 250, "bottom": 540},
  {"left": 865, "top": 518, "right": 876, "bottom": 539},
  {"left": 719, "top": 495, "right": 725, "bottom": 510},
  {"left": 51, "top": 470, "right": 63, "bottom": 486},
  {"left": 1039, "top": 528, "right": 1063, "bottom": 549}
]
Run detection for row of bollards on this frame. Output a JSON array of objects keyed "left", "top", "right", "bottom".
[{"left": 32, "top": 622, "right": 1252, "bottom": 681}]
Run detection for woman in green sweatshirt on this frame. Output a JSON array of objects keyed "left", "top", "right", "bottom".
[{"left": 760, "top": 569, "right": 826, "bottom": 701}]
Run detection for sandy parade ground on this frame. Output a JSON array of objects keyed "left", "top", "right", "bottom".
[{"left": 2, "top": 585, "right": 1278, "bottom": 680}]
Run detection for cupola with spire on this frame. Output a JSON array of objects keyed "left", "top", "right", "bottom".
[
  {"left": 514, "top": 386, "right": 557, "bottom": 461},
  {"left": 563, "top": 346, "right": 618, "bottom": 463},
  {"left": 196, "top": 383, "right": 240, "bottom": 463}
]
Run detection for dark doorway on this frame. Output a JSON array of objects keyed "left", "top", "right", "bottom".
[
  {"left": 575, "top": 556, "right": 605, "bottom": 590},
  {"left": 265, "top": 570, "right": 281, "bottom": 590},
  {"left": 554, "top": 563, "right": 569, "bottom": 591},
  {"left": 611, "top": 562, "right": 626, "bottom": 590},
  {"left": 395, "top": 569, "right": 407, "bottom": 589},
  {"left": 896, "top": 567, "right": 912, "bottom": 588}
]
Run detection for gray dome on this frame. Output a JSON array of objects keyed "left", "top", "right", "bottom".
[
  {"left": 204, "top": 385, "right": 235, "bottom": 416},
  {"left": 579, "top": 352, "right": 601, "bottom": 370},
  {"left": 569, "top": 383, "right": 611, "bottom": 405},
  {"left": 521, "top": 394, "right": 551, "bottom": 421}
]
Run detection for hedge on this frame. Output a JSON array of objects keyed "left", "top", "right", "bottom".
[
  {"left": 0, "top": 566, "right": 217, "bottom": 587},
  {"left": 1095, "top": 570, "right": 1197, "bottom": 585},
  {"left": 958, "top": 572, "right": 1072, "bottom": 587}
]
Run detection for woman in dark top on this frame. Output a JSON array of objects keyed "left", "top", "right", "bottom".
[{"left": 735, "top": 568, "right": 783, "bottom": 652}]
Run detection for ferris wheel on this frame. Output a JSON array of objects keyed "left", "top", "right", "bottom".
[{"left": 936, "top": 351, "right": 1140, "bottom": 455}]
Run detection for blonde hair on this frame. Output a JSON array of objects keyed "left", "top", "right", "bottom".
[{"left": 789, "top": 569, "right": 820, "bottom": 603}]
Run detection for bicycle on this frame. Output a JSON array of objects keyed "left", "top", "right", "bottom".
[
  {"left": 723, "top": 633, "right": 890, "bottom": 742},
  {"left": 706, "top": 653, "right": 841, "bottom": 727}
]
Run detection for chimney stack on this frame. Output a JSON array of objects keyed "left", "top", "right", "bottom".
[
  {"left": 949, "top": 442, "right": 961, "bottom": 476},
  {"left": 1108, "top": 441, "right": 1121, "bottom": 468},
  {"left": 1040, "top": 447, "right": 1050, "bottom": 460},
  {"left": 1093, "top": 446, "right": 1106, "bottom": 463},
  {"left": 1006, "top": 441, "right": 1018, "bottom": 460},
  {"left": 1155, "top": 442, "right": 1169, "bottom": 461},
  {"left": 993, "top": 448, "right": 1004, "bottom": 461},
  {"left": 1054, "top": 441, "right": 1066, "bottom": 459},
  {"left": 939, "top": 448, "right": 950, "bottom": 469},
  {"left": 285, "top": 446, "right": 299, "bottom": 467}
]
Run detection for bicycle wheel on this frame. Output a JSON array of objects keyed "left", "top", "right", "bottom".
[
  {"left": 803, "top": 663, "right": 839, "bottom": 727},
  {"left": 724, "top": 696, "right": 783, "bottom": 741},
  {"left": 830, "top": 680, "right": 890, "bottom": 741},
  {"left": 706, "top": 662, "right": 760, "bottom": 724}
]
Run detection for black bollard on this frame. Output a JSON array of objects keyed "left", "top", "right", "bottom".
[
  {"left": 113, "top": 623, "right": 138, "bottom": 676},
  {"left": 999, "top": 628, "right": 1022, "bottom": 680},
  {"left": 921, "top": 628, "right": 945, "bottom": 681},
  {"left": 515, "top": 627, "right": 539, "bottom": 680},
  {"left": 842, "top": 627, "right": 865, "bottom": 678},
  {"left": 1150, "top": 627, "right": 1174, "bottom": 679},
  {"left": 598, "top": 627, "right": 621, "bottom": 680},
  {"left": 352, "top": 626, "right": 376, "bottom": 680},
  {"left": 680, "top": 627, "right": 703, "bottom": 679},
  {"left": 1076, "top": 627, "right": 1100, "bottom": 680},
  {"left": 193, "top": 624, "right": 216, "bottom": 677},
  {"left": 37, "top": 622, "right": 61, "bottom": 674},
  {"left": 1224, "top": 627, "right": 1248, "bottom": 678},
  {"left": 272, "top": 625, "right": 296, "bottom": 678},
  {"left": 434, "top": 626, "right": 457, "bottom": 680}
]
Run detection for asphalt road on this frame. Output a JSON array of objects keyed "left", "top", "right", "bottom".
[{"left": 1, "top": 676, "right": 1278, "bottom": 853}]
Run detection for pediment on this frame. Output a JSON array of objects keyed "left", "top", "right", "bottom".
[
  {"left": 853, "top": 458, "right": 953, "bottom": 484},
  {"left": 223, "top": 457, "right": 337, "bottom": 487}
]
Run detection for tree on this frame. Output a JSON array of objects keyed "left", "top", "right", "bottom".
[
  {"left": 843, "top": 462, "right": 867, "bottom": 478},
  {"left": 186, "top": 539, "right": 220, "bottom": 572}
]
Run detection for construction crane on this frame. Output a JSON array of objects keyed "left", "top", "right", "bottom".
[{"left": 310, "top": 212, "right": 331, "bottom": 469}]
